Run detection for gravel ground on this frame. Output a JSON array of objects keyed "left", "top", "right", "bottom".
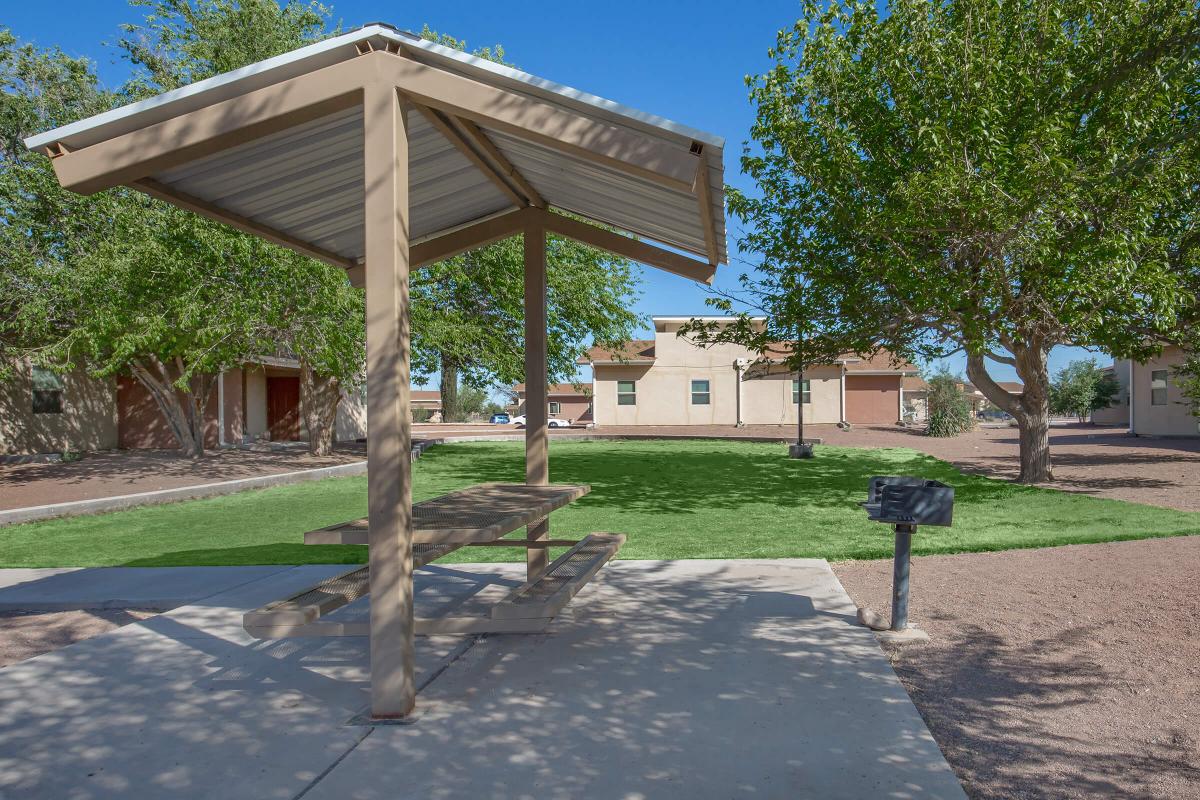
[
  {"left": 0, "top": 445, "right": 365, "bottom": 511},
  {"left": 833, "top": 537, "right": 1200, "bottom": 800},
  {"left": 0, "top": 609, "right": 157, "bottom": 667}
]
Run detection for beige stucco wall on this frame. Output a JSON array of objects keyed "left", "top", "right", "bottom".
[
  {"left": 591, "top": 324, "right": 844, "bottom": 427},
  {"left": 1091, "top": 361, "right": 1131, "bottom": 426},
  {"left": 336, "top": 385, "right": 368, "bottom": 441},
  {"left": 0, "top": 361, "right": 118, "bottom": 455},
  {"left": 243, "top": 368, "right": 268, "bottom": 438},
  {"left": 1131, "top": 347, "right": 1198, "bottom": 437}
]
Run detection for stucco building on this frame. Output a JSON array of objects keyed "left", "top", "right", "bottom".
[
  {"left": 511, "top": 383, "right": 592, "bottom": 424},
  {"left": 579, "top": 317, "right": 917, "bottom": 427},
  {"left": 1105, "top": 347, "right": 1199, "bottom": 437},
  {"left": 1, "top": 357, "right": 368, "bottom": 456}
]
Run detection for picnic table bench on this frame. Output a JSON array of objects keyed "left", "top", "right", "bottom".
[{"left": 244, "top": 483, "right": 624, "bottom": 639}]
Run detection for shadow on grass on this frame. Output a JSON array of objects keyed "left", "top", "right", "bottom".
[{"left": 419, "top": 439, "right": 1042, "bottom": 517}]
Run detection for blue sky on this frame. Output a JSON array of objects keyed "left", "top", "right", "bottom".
[{"left": 6, "top": 0, "right": 1100, "bottom": 386}]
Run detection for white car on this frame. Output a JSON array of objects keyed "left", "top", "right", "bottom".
[{"left": 511, "top": 415, "right": 570, "bottom": 428}]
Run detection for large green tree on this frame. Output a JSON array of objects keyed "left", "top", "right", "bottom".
[
  {"left": 412, "top": 29, "right": 643, "bottom": 420},
  {"left": 118, "top": 0, "right": 363, "bottom": 455},
  {"left": 1050, "top": 358, "right": 1121, "bottom": 422},
  {"left": 0, "top": 1, "right": 363, "bottom": 458},
  {"left": 732, "top": 0, "right": 1200, "bottom": 482}
]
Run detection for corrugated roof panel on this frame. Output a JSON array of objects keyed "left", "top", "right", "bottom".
[
  {"left": 483, "top": 127, "right": 727, "bottom": 263},
  {"left": 153, "top": 106, "right": 513, "bottom": 260}
]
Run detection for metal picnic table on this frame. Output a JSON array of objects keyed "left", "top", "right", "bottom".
[{"left": 244, "top": 482, "right": 624, "bottom": 638}]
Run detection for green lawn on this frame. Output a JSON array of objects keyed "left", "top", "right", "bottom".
[{"left": 2, "top": 439, "right": 1197, "bottom": 567}]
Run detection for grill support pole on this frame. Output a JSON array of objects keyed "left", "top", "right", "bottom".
[{"left": 890, "top": 523, "right": 915, "bottom": 631}]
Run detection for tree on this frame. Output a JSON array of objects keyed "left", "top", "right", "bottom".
[
  {"left": 411, "top": 29, "right": 643, "bottom": 418},
  {"left": 0, "top": 33, "right": 254, "bottom": 458},
  {"left": 412, "top": 228, "right": 643, "bottom": 421},
  {"left": 1177, "top": 354, "right": 1200, "bottom": 417},
  {"left": 2, "top": 4, "right": 363, "bottom": 457},
  {"left": 731, "top": 0, "right": 1200, "bottom": 482},
  {"left": 255, "top": 254, "right": 364, "bottom": 455},
  {"left": 117, "top": 0, "right": 365, "bottom": 456},
  {"left": 1050, "top": 359, "right": 1120, "bottom": 422},
  {"left": 0, "top": 31, "right": 124, "bottom": 373},
  {"left": 924, "top": 368, "right": 974, "bottom": 437},
  {"left": 116, "top": 0, "right": 333, "bottom": 95},
  {"left": 48, "top": 199, "right": 286, "bottom": 456}
]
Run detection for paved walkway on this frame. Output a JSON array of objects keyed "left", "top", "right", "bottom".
[{"left": 0, "top": 561, "right": 964, "bottom": 799}]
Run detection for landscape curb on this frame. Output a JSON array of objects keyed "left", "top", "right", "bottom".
[{"left": 0, "top": 461, "right": 367, "bottom": 527}]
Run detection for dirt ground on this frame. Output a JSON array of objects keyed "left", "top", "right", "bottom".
[
  {"left": 0, "top": 608, "right": 157, "bottom": 667},
  {"left": 833, "top": 536, "right": 1200, "bottom": 800},
  {"left": 0, "top": 445, "right": 365, "bottom": 511}
]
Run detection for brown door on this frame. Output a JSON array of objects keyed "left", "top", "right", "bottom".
[
  {"left": 845, "top": 375, "right": 900, "bottom": 424},
  {"left": 266, "top": 376, "right": 301, "bottom": 441}
]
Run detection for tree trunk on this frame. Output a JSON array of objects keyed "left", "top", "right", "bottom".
[
  {"left": 300, "top": 362, "right": 341, "bottom": 456},
  {"left": 1017, "top": 409, "right": 1052, "bottom": 482},
  {"left": 128, "top": 356, "right": 213, "bottom": 459},
  {"left": 440, "top": 353, "right": 460, "bottom": 423},
  {"left": 967, "top": 347, "right": 1054, "bottom": 483}
]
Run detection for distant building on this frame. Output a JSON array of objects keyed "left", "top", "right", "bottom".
[
  {"left": 1, "top": 356, "right": 369, "bottom": 456},
  {"left": 511, "top": 383, "right": 592, "bottom": 424},
  {"left": 1104, "top": 347, "right": 1198, "bottom": 437},
  {"left": 410, "top": 390, "right": 442, "bottom": 423},
  {"left": 578, "top": 316, "right": 917, "bottom": 427}
]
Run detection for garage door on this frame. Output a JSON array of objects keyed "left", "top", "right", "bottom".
[{"left": 845, "top": 375, "right": 900, "bottom": 424}]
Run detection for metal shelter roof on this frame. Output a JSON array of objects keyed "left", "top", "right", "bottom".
[{"left": 26, "top": 23, "right": 727, "bottom": 274}]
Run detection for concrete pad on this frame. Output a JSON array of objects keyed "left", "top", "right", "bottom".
[
  {"left": 308, "top": 560, "right": 965, "bottom": 800},
  {"left": 0, "top": 566, "right": 294, "bottom": 610},
  {"left": 0, "top": 567, "right": 79, "bottom": 591},
  {"left": 0, "top": 560, "right": 965, "bottom": 799}
]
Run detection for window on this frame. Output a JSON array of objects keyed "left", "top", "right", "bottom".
[
  {"left": 31, "top": 367, "right": 64, "bottom": 414},
  {"left": 617, "top": 380, "right": 636, "bottom": 406},
  {"left": 1151, "top": 370, "right": 1169, "bottom": 406},
  {"left": 690, "top": 379, "right": 711, "bottom": 405},
  {"left": 792, "top": 378, "right": 811, "bottom": 404},
  {"left": 549, "top": 401, "right": 561, "bottom": 415}
]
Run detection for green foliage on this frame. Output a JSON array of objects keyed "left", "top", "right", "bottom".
[
  {"left": 1175, "top": 354, "right": 1200, "bottom": 416},
  {"left": 1050, "top": 359, "right": 1120, "bottom": 420},
  {"left": 925, "top": 368, "right": 973, "bottom": 437},
  {"left": 1, "top": 6, "right": 364, "bottom": 454},
  {"left": 731, "top": 0, "right": 1200, "bottom": 479},
  {"left": 117, "top": 0, "right": 334, "bottom": 93},
  {"left": 0, "top": 31, "right": 126, "bottom": 371},
  {"left": 4, "top": 440, "right": 1198, "bottom": 567},
  {"left": 411, "top": 227, "right": 643, "bottom": 391}
]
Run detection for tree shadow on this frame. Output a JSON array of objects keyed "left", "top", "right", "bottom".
[{"left": 887, "top": 620, "right": 1200, "bottom": 798}]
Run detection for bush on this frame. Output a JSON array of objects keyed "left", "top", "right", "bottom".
[{"left": 925, "top": 369, "right": 973, "bottom": 437}]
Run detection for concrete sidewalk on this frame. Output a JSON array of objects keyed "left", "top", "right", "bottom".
[
  {"left": 0, "top": 560, "right": 965, "bottom": 799},
  {"left": 0, "top": 566, "right": 295, "bottom": 610}
]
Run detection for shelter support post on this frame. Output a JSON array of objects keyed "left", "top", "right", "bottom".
[
  {"left": 524, "top": 219, "right": 549, "bottom": 580},
  {"left": 363, "top": 82, "right": 416, "bottom": 718}
]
